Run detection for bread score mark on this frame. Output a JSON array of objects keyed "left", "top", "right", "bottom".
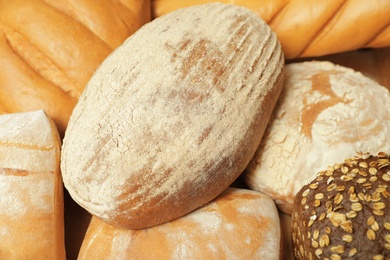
[
  {"left": 0, "top": 140, "right": 54, "bottom": 152},
  {"left": 301, "top": 71, "right": 351, "bottom": 138}
]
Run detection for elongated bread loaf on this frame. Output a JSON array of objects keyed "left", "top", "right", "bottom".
[
  {"left": 61, "top": 3, "right": 284, "bottom": 229},
  {"left": 0, "top": 110, "right": 65, "bottom": 259},
  {"left": 78, "top": 188, "right": 281, "bottom": 260},
  {"left": 151, "top": 0, "right": 390, "bottom": 59},
  {"left": 0, "top": 0, "right": 150, "bottom": 135},
  {"left": 244, "top": 61, "right": 390, "bottom": 214}
]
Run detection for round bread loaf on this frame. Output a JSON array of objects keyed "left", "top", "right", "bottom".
[
  {"left": 78, "top": 188, "right": 281, "bottom": 260},
  {"left": 244, "top": 61, "right": 390, "bottom": 214},
  {"left": 61, "top": 3, "right": 284, "bottom": 229},
  {"left": 291, "top": 152, "right": 390, "bottom": 259}
]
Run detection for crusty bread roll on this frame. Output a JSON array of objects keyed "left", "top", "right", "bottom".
[
  {"left": 0, "top": 0, "right": 150, "bottom": 135},
  {"left": 151, "top": 0, "right": 390, "bottom": 59},
  {"left": 78, "top": 188, "right": 281, "bottom": 260},
  {"left": 291, "top": 152, "right": 390, "bottom": 259},
  {"left": 61, "top": 3, "right": 284, "bottom": 230},
  {"left": 296, "top": 47, "right": 390, "bottom": 91},
  {"left": 244, "top": 61, "right": 390, "bottom": 214},
  {"left": 0, "top": 110, "right": 65, "bottom": 259}
]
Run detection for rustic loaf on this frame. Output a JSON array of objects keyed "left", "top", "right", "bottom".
[
  {"left": 244, "top": 61, "right": 390, "bottom": 214},
  {"left": 78, "top": 188, "right": 281, "bottom": 260},
  {"left": 0, "top": 110, "right": 65, "bottom": 259},
  {"left": 61, "top": 3, "right": 284, "bottom": 229},
  {"left": 0, "top": 0, "right": 150, "bottom": 135},
  {"left": 151, "top": 0, "right": 390, "bottom": 59},
  {"left": 291, "top": 152, "right": 390, "bottom": 259}
]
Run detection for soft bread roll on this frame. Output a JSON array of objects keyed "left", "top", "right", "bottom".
[
  {"left": 0, "top": 110, "right": 65, "bottom": 259},
  {"left": 244, "top": 61, "right": 390, "bottom": 214},
  {"left": 151, "top": 0, "right": 390, "bottom": 59},
  {"left": 61, "top": 3, "right": 284, "bottom": 230},
  {"left": 0, "top": 0, "right": 150, "bottom": 135},
  {"left": 78, "top": 188, "right": 281, "bottom": 260}
]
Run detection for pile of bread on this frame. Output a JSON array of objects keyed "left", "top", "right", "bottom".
[{"left": 1, "top": 1, "right": 389, "bottom": 259}]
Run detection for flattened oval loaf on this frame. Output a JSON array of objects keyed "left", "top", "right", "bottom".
[
  {"left": 61, "top": 3, "right": 284, "bottom": 229},
  {"left": 78, "top": 188, "right": 281, "bottom": 260}
]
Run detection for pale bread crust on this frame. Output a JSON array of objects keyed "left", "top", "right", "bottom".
[
  {"left": 78, "top": 188, "right": 281, "bottom": 260},
  {"left": 0, "top": 110, "right": 65, "bottom": 259},
  {"left": 61, "top": 3, "right": 284, "bottom": 229},
  {"left": 245, "top": 61, "right": 390, "bottom": 214}
]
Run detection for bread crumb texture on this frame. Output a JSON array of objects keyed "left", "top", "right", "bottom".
[
  {"left": 61, "top": 3, "right": 284, "bottom": 229},
  {"left": 245, "top": 61, "right": 390, "bottom": 214}
]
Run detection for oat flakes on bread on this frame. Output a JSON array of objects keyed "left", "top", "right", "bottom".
[
  {"left": 291, "top": 152, "right": 390, "bottom": 259},
  {"left": 244, "top": 61, "right": 390, "bottom": 214}
]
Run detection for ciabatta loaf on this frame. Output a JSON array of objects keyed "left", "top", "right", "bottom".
[
  {"left": 61, "top": 3, "right": 284, "bottom": 229},
  {"left": 78, "top": 188, "right": 281, "bottom": 260},
  {"left": 0, "top": 110, "right": 65, "bottom": 259},
  {"left": 245, "top": 61, "right": 390, "bottom": 214}
]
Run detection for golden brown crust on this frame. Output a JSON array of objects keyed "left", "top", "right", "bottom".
[
  {"left": 0, "top": 0, "right": 150, "bottom": 136},
  {"left": 151, "top": 0, "right": 390, "bottom": 59},
  {"left": 78, "top": 188, "right": 281, "bottom": 259},
  {"left": 0, "top": 110, "right": 65, "bottom": 259}
]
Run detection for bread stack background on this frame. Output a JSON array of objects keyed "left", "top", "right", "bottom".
[{"left": 0, "top": 0, "right": 389, "bottom": 259}]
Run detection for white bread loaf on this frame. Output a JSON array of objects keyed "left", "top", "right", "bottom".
[
  {"left": 244, "top": 61, "right": 390, "bottom": 214},
  {"left": 78, "top": 188, "right": 281, "bottom": 260},
  {"left": 61, "top": 3, "right": 284, "bottom": 229},
  {"left": 0, "top": 110, "right": 65, "bottom": 259}
]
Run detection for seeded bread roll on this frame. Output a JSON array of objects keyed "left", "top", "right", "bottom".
[
  {"left": 78, "top": 188, "right": 281, "bottom": 260},
  {"left": 61, "top": 3, "right": 284, "bottom": 230},
  {"left": 244, "top": 61, "right": 390, "bottom": 214},
  {"left": 0, "top": 110, "right": 65, "bottom": 259},
  {"left": 0, "top": 0, "right": 150, "bottom": 135},
  {"left": 291, "top": 152, "right": 390, "bottom": 259}
]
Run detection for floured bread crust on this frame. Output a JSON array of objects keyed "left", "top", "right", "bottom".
[
  {"left": 245, "top": 61, "right": 390, "bottom": 214},
  {"left": 61, "top": 3, "right": 284, "bottom": 229},
  {"left": 78, "top": 188, "right": 281, "bottom": 260},
  {"left": 0, "top": 110, "right": 65, "bottom": 259}
]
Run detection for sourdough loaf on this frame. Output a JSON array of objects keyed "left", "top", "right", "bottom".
[
  {"left": 244, "top": 61, "right": 390, "bottom": 214},
  {"left": 0, "top": 110, "right": 65, "bottom": 259},
  {"left": 61, "top": 3, "right": 284, "bottom": 229},
  {"left": 152, "top": 0, "right": 390, "bottom": 59},
  {"left": 78, "top": 188, "right": 281, "bottom": 260},
  {"left": 0, "top": 0, "right": 150, "bottom": 135}
]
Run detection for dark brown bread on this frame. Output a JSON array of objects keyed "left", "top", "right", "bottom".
[{"left": 291, "top": 152, "right": 390, "bottom": 259}]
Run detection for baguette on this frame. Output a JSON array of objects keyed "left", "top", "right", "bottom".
[
  {"left": 152, "top": 0, "right": 390, "bottom": 59},
  {"left": 0, "top": 110, "right": 65, "bottom": 259},
  {"left": 0, "top": 0, "right": 150, "bottom": 135}
]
